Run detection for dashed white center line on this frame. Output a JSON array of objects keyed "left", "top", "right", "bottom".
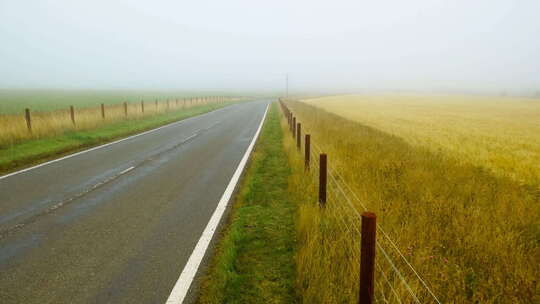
[
  {"left": 119, "top": 166, "right": 136, "bottom": 175},
  {"left": 184, "top": 134, "right": 198, "bottom": 141}
]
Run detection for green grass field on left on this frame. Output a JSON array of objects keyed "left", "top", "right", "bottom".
[
  {"left": 0, "top": 102, "right": 234, "bottom": 174},
  {"left": 0, "top": 89, "right": 230, "bottom": 113}
]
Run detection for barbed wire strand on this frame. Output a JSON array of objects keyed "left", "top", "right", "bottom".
[
  {"left": 330, "top": 168, "right": 442, "bottom": 304},
  {"left": 294, "top": 122, "right": 423, "bottom": 302},
  {"left": 377, "top": 240, "right": 421, "bottom": 303},
  {"left": 302, "top": 134, "right": 420, "bottom": 303},
  {"left": 326, "top": 187, "right": 360, "bottom": 236},
  {"left": 375, "top": 278, "right": 387, "bottom": 304},
  {"left": 376, "top": 260, "right": 404, "bottom": 304},
  {"left": 327, "top": 177, "right": 363, "bottom": 233},
  {"left": 299, "top": 120, "right": 440, "bottom": 304}
]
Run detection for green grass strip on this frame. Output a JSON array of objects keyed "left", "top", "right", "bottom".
[
  {"left": 0, "top": 103, "right": 234, "bottom": 174},
  {"left": 197, "top": 102, "right": 297, "bottom": 304}
]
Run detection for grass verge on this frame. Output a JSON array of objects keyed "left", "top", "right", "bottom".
[
  {"left": 196, "top": 102, "right": 297, "bottom": 304},
  {"left": 0, "top": 103, "right": 234, "bottom": 175}
]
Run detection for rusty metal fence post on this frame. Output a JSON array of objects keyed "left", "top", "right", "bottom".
[
  {"left": 359, "top": 212, "right": 376, "bottom": 304},
  {"left": 319, "top": 153, "right": 327, "bottom": 206}
]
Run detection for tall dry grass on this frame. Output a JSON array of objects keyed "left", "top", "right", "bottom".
[
  {"left": 281, "top": 100, "right": 539, "bottom": 303},
  {"left": 0, "top": 97, "right": 234, "bottom": 148}
]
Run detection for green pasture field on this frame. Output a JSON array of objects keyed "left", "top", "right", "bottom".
[{"left": 0, "top": 89, "right": 241, "bottom": 114}]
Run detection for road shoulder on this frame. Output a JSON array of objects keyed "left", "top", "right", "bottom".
[{"left": 195, "top": 102, "right": 297, "bottom": 303}]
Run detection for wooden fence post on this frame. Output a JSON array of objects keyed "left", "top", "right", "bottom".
[
  {"left": 290, "top": 113, "right": 293, "bottom": 132},
  {"left": 124, "top": 102, "right": 128, "bottom": 117},
  {"left": 305, "top": 134, "right": 311, "bottom": 170},
  {"left": 288, "top": 112, "right": 291, "bottom": 127},
  {"left": 289, "top": 114, "right": 292, "bottom": 131},
  {"left": 297, "top": 123, "right": 301, "bottom": 150},
  {"left": 141, "top": 100, "right": 145, "bottom": 113},
  {"left": 25, "top": 108, "right": 32, "bottom": 133},
  {"left": 70, "top": 105, "right": 75, "bottom": 125},
  {"left": 101, "top": 103, "right": 105, "bottom": 119},
  {"left": 319, "top": 153, "right": 327, "bottom": 206},
  {"left": 292, "top": 117, "right": 296, "bottom": 138},
  {"left": 155, "top": 99, "right": 158, "bottom": 112},
  {"left": 359, "top": 212, "right": 377, "bottom": 304}
]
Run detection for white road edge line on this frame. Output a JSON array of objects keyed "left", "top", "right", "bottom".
[
  {"left": 0, "top": 105, "right": 236, "bottom": 181},
  {"left": 165, "top": 103, "right": 269, "bottom": 304}
]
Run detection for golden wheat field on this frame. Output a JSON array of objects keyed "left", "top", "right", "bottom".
[
  {"left": 304, "top": 94, "right": 540, "bottom": 185},
  {"left": 280, "top": 98, "right": 540, "bottom": 303}
]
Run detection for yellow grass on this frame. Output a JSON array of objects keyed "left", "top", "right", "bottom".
[
  {"left": 304, "top": 94, "right": 540, "bottom": 185},
  {"left": 281, "top": 99, "right": 539, "bottom": 303},
  {"left": 0, "top": 98, "right": 235, "bottom": 147}
]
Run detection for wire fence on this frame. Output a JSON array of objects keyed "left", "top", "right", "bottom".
[
  {"left": 0, "top": 96, "right": 240, "bottom": 146},
  {"left": 279, "top": 99, "right": 441, "bottom": 304}
]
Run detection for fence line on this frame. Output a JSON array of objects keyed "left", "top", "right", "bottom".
[
  {"left": 279, "top": 98, "right": 441, "bottom": 304},
  {"left": 1, "top": 96, "right": 243, "bottom": 146}
]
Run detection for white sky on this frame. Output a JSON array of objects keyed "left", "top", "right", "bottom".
[{"left": 1, "top": 0, "right": 539, "bottom": 93}]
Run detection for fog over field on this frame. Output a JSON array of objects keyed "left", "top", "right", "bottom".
[{"left": 1, "top": 1, "right": 539, "bottom": 93}]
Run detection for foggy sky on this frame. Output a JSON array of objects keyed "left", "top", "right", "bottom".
[{"left": 1, "top": 1, "right": 539, "bottom": 93}]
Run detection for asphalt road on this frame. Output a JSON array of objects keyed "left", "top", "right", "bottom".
[{"left": 0, "top": 100, "right": 269, "bottom": 304}]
